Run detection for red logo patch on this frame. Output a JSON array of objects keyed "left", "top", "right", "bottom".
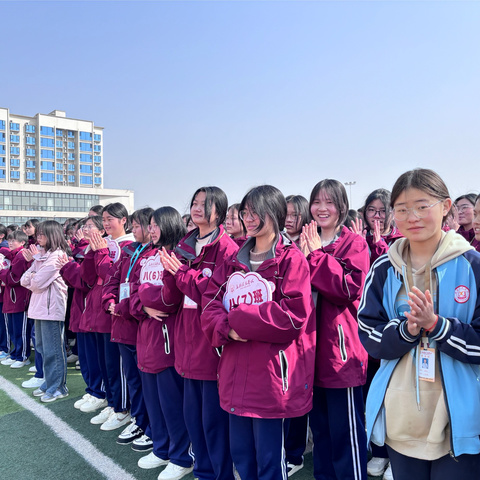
[{"left": 454, "top": 285, "right": 470, "bottom": 304}]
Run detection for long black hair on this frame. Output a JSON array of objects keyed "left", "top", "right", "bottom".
[{"left": 37, "top": 221, "right": 71, "bottom": 254}]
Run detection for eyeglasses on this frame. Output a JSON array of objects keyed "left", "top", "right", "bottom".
[
  {"left": 457, "top": 205, "right": 474, "bottom": 213},
  {"left": 82, "top": 225, "right": 95, "bottom": 230},
  {"left": 393, "top": 200, "right": 442, "bottom": 222},
  {"left": 238, "top": 210, "right": 258, "bottom": 221},
  {"left": 365, "top": 208, "right": 387, "bottom": 218},
  {"left": 148, "top": 224, "right": 159, "bottom": 231}
]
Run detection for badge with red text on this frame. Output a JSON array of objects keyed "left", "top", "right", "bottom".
[
  {"left": 139, "top": 253, "right": 164, "bottom": 286},
  {"left": 0, "top": 254, "right": 11, "bottom": 270},
  {"left": 223, "top": 271, "right": 272, "bottom": 312},
  {"left": 454, "top": 285, "right": 470, "bottom": 304},
  {"left": 106, "top": 238, "right": 120, "bottom": 263}
]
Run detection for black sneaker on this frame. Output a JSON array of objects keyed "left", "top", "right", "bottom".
[
  {"left": 131, "top": 434, "right": 153, "bottom": 452},
  {"left": 116, "top": 420, "right": 144, "bottom": 445}
]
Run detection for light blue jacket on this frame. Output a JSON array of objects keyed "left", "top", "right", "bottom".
[{"left": 358, "top": 249, "right": 480, "bottom": 458}]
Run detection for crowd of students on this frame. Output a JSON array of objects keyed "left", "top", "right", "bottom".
[{"left": 0, "top": 168, "right": 479, "bottom": 480}]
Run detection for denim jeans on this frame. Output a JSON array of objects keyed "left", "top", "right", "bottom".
[{"left": 34, "top": 320, "right": 68, "bottom": 395}]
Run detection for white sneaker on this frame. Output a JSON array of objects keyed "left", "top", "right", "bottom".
[
  {"left": 29, "top": 365, "right": 37, "bottom": 373},
  {"left": 383, "top": 463, "right": 394, "bottom": 480},
  {"left": 100, "top": 411, "right": 131, "bottom": 431},
  {"left": 10, "top": 359, "right": 31, "bottom": 369},
  {"left": 22, "top": 377, "right": 44, "bottom": 388},
  {"left": 74, "top": 394, "right": 92, "bottom": 409},
  {"left": 117, "top": 419, "right": 144, "bottom": 445},
  {"left": 67, "top": 353, "right": 79, "bottom": 364},
  {"left": 367, "top": 457, "right": 390, "bottom": 476},
  {"left": 138, "top": 452, "right": 169, "bottom": 469},
  {"left": 158, "top": 462, "right": 193, "bottom": 480},
  {"left": 90, "top": 406, "right": 114, "bottom": 425},
  {"left": 80, "top": 396, "right": 108, "bottom": 413},
  {"left": 287, "top": 462, "right": 304, "bottom": 477},
  {"left": 132, "top": 434, "right": 154, "bottom": 452},
  {"left": 1, "top": 357, "right": 16, "bottom": 366}
]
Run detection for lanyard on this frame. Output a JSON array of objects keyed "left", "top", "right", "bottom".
[
  {"left": 405, "top": 246, "right": 432, "bottom": 295},
  {"left": 125, "top": 243, "right": 149, "bottom": 282}
]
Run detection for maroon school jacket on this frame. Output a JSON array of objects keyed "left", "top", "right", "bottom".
[
  {"left": 141, "top": 226, "right": 238, "bottom": 381},
  {"left": 0, "top": 247, "right": 31, "bottom": 314},
  {"left": 308, "top": 226, "right": 369, "bottom": 389},
  {"left": 201, "top": 234, "right": 316, "bottom": 419},
  {"left": 132, "top": 245, "right": 180, "bottom": 374}
]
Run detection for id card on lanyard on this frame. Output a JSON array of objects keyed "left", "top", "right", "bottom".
[{"left": 121, "top": 244, "right": 149, "bottom": 301}]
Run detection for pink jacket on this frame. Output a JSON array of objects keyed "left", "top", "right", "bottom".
[
  {"left": 201, "top": 234, "right": 316, "bottom": 419},
  {"left": 149, "top": 226, "right": 238, "bottom": 381},
  {"left": 365, "top": 227, "right": 403, "bottom": 265},
  {"left": 307, "top": 226, "right": 369, "bottom": 388},
  {"left": 21, "top": 249, "right": 68, "bottom": 321}
]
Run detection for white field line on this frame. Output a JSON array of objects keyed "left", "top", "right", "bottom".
[{"left": 0, "top": 375, "right": 136, "bottom": 480}]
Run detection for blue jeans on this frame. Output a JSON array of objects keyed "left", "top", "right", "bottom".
[{"left": 34, "top": 320, "right": 68, "bottom": 395}]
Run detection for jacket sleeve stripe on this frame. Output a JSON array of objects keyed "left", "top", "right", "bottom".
[{"left": 446, "top": 335, "right": 480, "bottom": 356}]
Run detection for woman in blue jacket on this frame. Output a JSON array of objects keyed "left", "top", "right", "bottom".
[{"left": 358, "top": 169, "right": 480, "bottom": 479}]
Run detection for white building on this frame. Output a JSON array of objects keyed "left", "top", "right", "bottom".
[{"left": 0, "top": 107, "right": 133, "bottom": 225}]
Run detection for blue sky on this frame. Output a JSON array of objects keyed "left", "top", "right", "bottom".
[{"left": 2, "top": 1, "right": 479, "bottom": 213}]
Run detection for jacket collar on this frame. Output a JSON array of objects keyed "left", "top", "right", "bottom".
[{"left": 175, "top": 225, "right": 223, "bottom": 261}]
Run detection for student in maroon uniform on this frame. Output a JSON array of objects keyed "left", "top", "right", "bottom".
[
  {"left": 0, "top": 230, "right": 32, "bottom": 370},
  {"left": 201, "top": 185, "right": 316, "bottom": 480},
  {"left": 24, "top": 219, "right": 39, "bottom": 246},
  {"left": 225, "top": 203, "right": 246, "bottom": 245},
  {"left": 455, "top": 194, "right": 476, "bottom": 243},
  {"left": 300, "top": 179, "right": 369, "bottom": 480},
  {"left": 132, "top": 207, "right": 193, "bottom": 479},
  {"left": 158, "top": 186, "right": 237, "bottom": 480},
  {"left": 473, "top": 194, "right": 480, "bottom": 252},
  {"left": 284, "top": 194, "right": 311, "bottom": 245},
  {"left": 79, "top": 204, "right": 134, "bottom": 432},
  {"left": 102, "top": 207, "right": 153, "bottom": 447}
]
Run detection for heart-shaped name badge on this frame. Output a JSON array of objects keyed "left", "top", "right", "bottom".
[
  {"left": 106, "top": 238, "right": 121, "bottom": 263},
  {"left": 139, "top": 253, "right": 164, "bottom": 285},
  {"left": 223, "top": 271, "right": 272, "bottom": 312}
]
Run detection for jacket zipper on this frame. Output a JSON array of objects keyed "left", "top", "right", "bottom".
[
  {"left": 338, "top": 324, "right": 348, "bottom": 362},
  {"left": 279, "top": 350, "right": 289, "bottom": 394},
  {"left": 162, "top": 324, "right": 170, "bottom": 355}
]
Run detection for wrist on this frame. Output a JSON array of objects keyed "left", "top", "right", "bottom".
[{"left": 425, "top": 315, "right": 438, "bottom": 334}]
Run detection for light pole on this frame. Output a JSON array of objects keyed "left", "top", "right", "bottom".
[{"left": 344, "top": 181, "right": 356, "bottom": 207}]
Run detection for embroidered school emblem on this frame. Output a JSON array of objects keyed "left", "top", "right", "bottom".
[{"left": 454, "top": 285, "right": 470, "bottom": 304}]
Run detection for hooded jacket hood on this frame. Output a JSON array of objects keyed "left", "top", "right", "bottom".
[{"left": 388, "top": 230, "right": 473, "bottom": 276}]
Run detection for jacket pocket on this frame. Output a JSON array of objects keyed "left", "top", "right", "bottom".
[
  {"left": 279, "top": 350, "right": 289, "bottom": 394},
  {"left": 47, "top": 285, "right": 52, "bottom": 315},
  {"left": 162, "top": 324, "right": 170, "bottom": 355},
  {"left": 338, "top": 324, "right": 347, "bottom": 362}
]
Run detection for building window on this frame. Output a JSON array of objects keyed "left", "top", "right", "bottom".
[
  {"left": 57, "top": 174, "right": 63, "bottom": 182},
  {"left": 41, "top": 161, "right": 54, "bottom": 171},
  {"left": 56, "top": 163, "right": 63, "bottom": 171},
  {"left": 80, "top": 165, "right": 92, "bottom": 174},
  {"left": 94, "top": 166, "right": 101, "bottom": 174},
  {"left": 56, "top": 151, "right": 63, "bottom": 159},
  {"left": 10, "top": 171, "right": 20, "bottom": 179},
  {"left": 68, "top": 164, "right": 75, "bottom": 172},
  {"left": 10, "top": 135, "right": 20, "bottom": 143},
  {"left": 68, "top": 142, "right": 75, "bottom": 149},
  {"left": 41, "top": 173, "right": 55, "bottom": 182},
  {"left": 0, "top": 158, "right": 5, "bottom": 167},
  {"left": 10, "top": 123, "right": 20, "bottom": 131},
  {"left": 10, "top": 158, "right": 20, "bottom": 167},
  {"left": 10, "top": 147, "right": 20, "bottom": 155},
  {"left": 0, "top": 121, "right": 5, "bottom": 131},
  {"left": 26, "top": 160, "right": 36, "bottom": 169},
  {"left": 68, "top": 153, "right": 75, "bottom": 160},
  {"left": 56, "top": 129, "right": 63, "bottom": 136},
  {"left": 0, "top": 145, "right": 5, "bottom": 155},
  {"left": 68, "top": 175, "right": 75, "bottom": 183},
  {"left": 94, "top": 134, "right": 101, "bottom": 142},
  {"left": 95, "top": 177, "right": 102, "bottom": 185},
  {"left": 80, "top": 132, "right": 92, "bottom": 141},
  {"left": 40, "top": 126, "right": 54, "bottom": 137},
  {"left": 68, "top": 130, "right": 75, "bottom": 138},
  {"left": 56, "top": 140, "right": 63, "bottom": 148},
  {"left": 26, "top": 137, "right": 36, "bottom": 145},
  {"left": 25, "top": 125, "right": 36, "bottom": 133},
  {"left": 0, "top": 170, "right": 5, "bottom": 179},
  {"left": 26, "top": 172, "right": 36, "bottom": 180},
  {"left": 80, "top": 175, "right": 93, "bottom": 185},
  {"left": 94, "top": 155, "right": 101, "bottom": 163},
  {"left": 26, "top": 148, "right": 36, "bottom": 157},
  {"left": 41, "top": 150, "right": 54, "bottom": 159},
  {"left": 94, "top": 145, "right": 101, "bottom": 152},
  {"left": 79, "top": 142, "right": 92, "bottom": 152},
  {"left": 41, "top": 138, "right": 55, "bottom": 148},
  {"left": 0, "top": 133, "right": 5, "bottom": 142},
  {"left": 80, "top": 154, "right": 92, "bottom": 163}
]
